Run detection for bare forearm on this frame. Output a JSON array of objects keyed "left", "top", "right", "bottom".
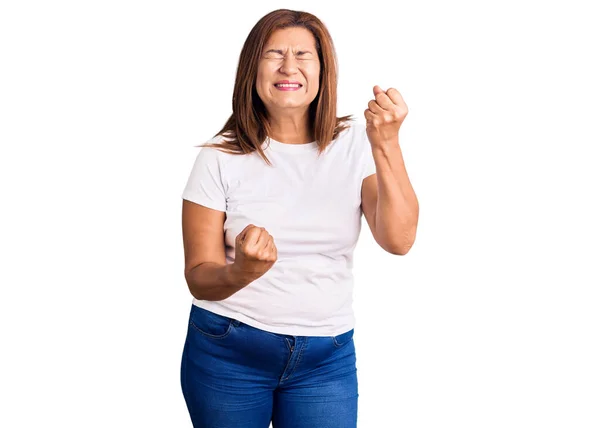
[
  {"left": 373, "top": 139, "right": 419, "bottom": 254},
  {"left": 185, "top": 262, "right": 255, "bottom": 301}
]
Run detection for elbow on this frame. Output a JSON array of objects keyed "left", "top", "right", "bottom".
[
  {"left": 384, "top": 242, "right": 413, "bottom": 256},
  {"left": 184, "top": 266, "right": 223, "bottom": 302},
  {"left": 380, "top": 229, "right": 417, "bottom": 256},
  {"left": 184, "top": 264, "right": 237, "bottom": 302},
  {"left": 185, "top": 281, "right": 228, "bottom": 302}
]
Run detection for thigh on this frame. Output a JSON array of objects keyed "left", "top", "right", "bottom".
[
  {"left": 272, "top": 332, "right": 359, "bottom": 428},
  {"left": 180, "top": 304, "right": 275, "bottom": 428}
]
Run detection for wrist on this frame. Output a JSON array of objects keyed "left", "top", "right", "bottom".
[
  {"left": 370, "top": 137, "right": 400, "bottom": 154},
  {"left": 225, "top": 262, "right": 255, "bottom": 288}
]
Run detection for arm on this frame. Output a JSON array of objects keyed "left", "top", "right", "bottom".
[
  {"left": 361, "top": 85, "right": 419, "bottom": 255},
  {"left": 361, "top": 138, "right": 419, "bottom": 255},
  {"left": 182, "top": 200, "right": 254, "bottom": 301}
]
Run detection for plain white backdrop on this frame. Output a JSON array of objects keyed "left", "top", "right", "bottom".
[{"left": 1, "top": 0, "right": 599, "bottom": 426}]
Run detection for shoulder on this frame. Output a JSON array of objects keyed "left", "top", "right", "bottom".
[
  {"left": 339, "top": 120, "right": 368, "bottom": 144},
  {"left": 193, "top": 135, "right": 237, "bottom": 165},
  {"left": 330, "top": 120, "right": 369, "bottom": 158}
]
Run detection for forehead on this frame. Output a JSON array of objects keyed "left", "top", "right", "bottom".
[{"left": 264, "top": 27, "right": 317, "bottom": 50}]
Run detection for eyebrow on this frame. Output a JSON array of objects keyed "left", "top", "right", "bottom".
[{"left": 264, "top": 49, "right": 312, "bottom": 55}]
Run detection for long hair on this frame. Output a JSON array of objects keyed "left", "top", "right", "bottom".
[{"left": 199, "top": 9, "right": 353, "bottom": 165}]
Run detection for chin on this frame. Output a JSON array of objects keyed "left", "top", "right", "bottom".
[{"left": 274, "top": 101, "right": 307, "bottom": 109}]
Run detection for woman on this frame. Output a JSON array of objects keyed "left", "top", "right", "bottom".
[{"left": 180, "top": 8, "right": 419, "bottom": 428}]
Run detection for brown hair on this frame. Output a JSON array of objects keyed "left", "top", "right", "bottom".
[{"left": 198, "top": 8, "right": 353, "bottom": 165}]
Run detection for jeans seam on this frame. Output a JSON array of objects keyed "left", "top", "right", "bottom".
[
  {"left": 282, "top": 338, "right": 306, "bottom": 381},
  {"left": 333, "top": 330, "right": 353, "bottom": 348},
  {"left": 181, "top": 339, "right": 189, "bottom": 398},
  {"left": 189, "top": 319, "right": 233, "bottom": 339}
]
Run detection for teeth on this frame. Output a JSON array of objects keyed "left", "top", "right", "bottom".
[{"left": 275, "top": 83, "right": 300, "bottom": 88}]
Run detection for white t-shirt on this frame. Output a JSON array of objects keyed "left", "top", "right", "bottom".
[{"left": 181, "top": 120, "right": 376, "bottom": 336}]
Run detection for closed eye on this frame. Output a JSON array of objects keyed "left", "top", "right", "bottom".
[{"left": 263, "top": 49, "right": 313, "bottom": 58}]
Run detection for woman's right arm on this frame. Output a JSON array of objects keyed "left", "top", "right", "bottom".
[{"left": 182, "top": 199, "right": 251, "bottom": 301}]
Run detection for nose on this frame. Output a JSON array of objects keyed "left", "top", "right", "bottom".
[{"left": 279, "top": 55, "right": 299, "bottom": 75}]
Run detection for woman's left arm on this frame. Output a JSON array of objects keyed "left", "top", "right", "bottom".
[{"left": 361, "top": 85, "right": 419, "bottom": 255}]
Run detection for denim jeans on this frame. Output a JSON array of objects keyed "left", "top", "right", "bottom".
[{"left": 180, "top": 304, "right": 359, "bottom": 428}]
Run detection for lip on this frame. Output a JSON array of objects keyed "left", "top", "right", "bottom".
[
  {"left": 274, "top": 80, "right": 302, "bottom": 85},
  {"left": 274, "top": 81, "right": 303, "bottom": 91}
]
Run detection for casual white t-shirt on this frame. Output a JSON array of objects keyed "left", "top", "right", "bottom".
[{"left": 181, "top": 120, "right": 377, "bottom": 336}]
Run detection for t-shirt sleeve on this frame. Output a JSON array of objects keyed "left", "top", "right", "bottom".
[
  {"left": 181, "top": 146, "right": 227, "bottom": 212},
  {"left": 360, "top": 125, "right": 377, "bottom": 180}
]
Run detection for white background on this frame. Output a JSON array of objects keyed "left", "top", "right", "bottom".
[{"left": 1, "top": 0, "right": 599, "bottom": 427}]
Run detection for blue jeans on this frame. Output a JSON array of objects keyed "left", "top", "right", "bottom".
[{"left": 180, "top": 304, "right": 359, "bottom": 428}]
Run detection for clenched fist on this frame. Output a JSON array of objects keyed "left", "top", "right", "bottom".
[
  {"left": 232, "top": 224, "right": 278, "bottom": 282},
  {"left": 364, "top": 85, "right": 408, "bottom": 148}
]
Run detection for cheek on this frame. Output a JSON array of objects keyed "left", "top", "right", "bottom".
[
  {"left": 256, "top": 73, "right": 269, "bottom": 95},
  {"left": 257, "top": 67, "right": 276, "bottom": 89},
  {"left": 309, "top": 70, "right": 320, "bottom": 92},
  {"left": 308, "top": 65, "right": 320, "bottom": 84}
]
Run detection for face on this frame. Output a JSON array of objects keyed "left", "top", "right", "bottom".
[{"left": 256, "top": 27, "right": 321, "bottom": 115}]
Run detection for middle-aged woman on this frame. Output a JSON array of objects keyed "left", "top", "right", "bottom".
[{"left": 180, "top": 8, "right": 419, "bottom": 428}]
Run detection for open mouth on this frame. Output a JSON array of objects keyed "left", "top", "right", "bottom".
[{"left": 274, "top": 83, "right": 302, "bottom": 91}]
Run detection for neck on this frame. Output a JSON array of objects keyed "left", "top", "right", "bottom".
[{"left": 267, "top": 111, "right": 313, "bottom": 145}]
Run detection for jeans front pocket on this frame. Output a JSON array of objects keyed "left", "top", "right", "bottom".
[
  {"left": 189, "top": 305, "right": 234, "bottom": 339},
  {"left": 332, "top": 328, "right": 354, "bottom": 348}
]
